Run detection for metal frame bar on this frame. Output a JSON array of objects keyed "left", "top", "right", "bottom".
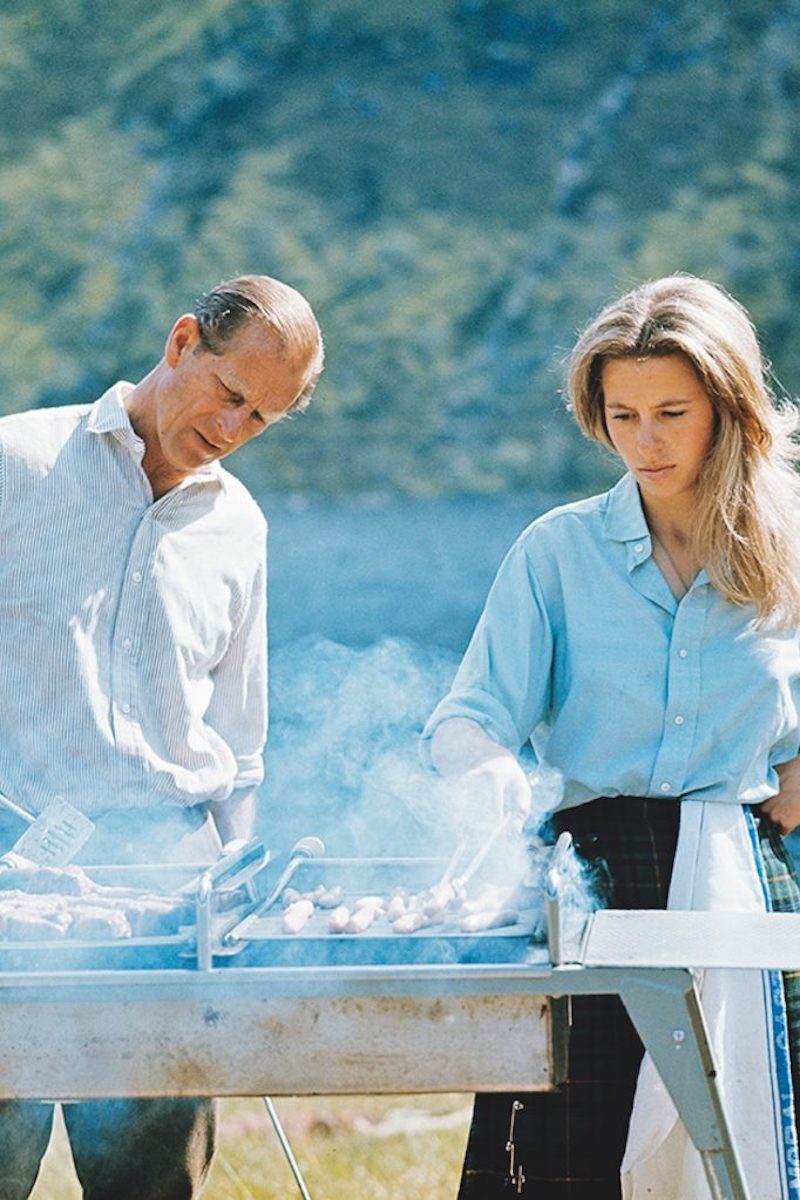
[{"left": 0, "top": 957, "right": 749, "bottom": 1199}]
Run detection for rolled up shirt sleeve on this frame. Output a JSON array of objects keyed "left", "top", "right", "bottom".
[{"left": 421, "top": 540, "right": 553, "bottom": 759}]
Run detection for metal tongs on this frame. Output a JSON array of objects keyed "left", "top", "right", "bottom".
[{"left": 425, "top": 813, "right": 518, "bottom": 912}]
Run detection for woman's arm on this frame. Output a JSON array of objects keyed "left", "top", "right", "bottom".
[{"left": 759, "top": 756, "right": 800, "bottom": 835}]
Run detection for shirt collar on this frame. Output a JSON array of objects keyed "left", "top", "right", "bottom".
[
  {"left": 86, "top": 381, "right": 137, "bottom": 437},
  {"left": 603, "top": 470, "right": 710, "bottom": 593},
  {"left": 602, "top": 472, "right": 650, "bottom": 543},
  {"left": 86, "top": 382, "right": 226, "bottom": 490}
]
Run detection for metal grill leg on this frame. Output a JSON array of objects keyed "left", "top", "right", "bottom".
[
  {"left": 263, "top": 1096, "right": 313, "bottom": 1200},
  {"left": 620, "top": 975, "right": 750, "bottom": 1200}
]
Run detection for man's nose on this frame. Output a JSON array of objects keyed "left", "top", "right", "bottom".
[{"left": 216, "top": 407, "right": 248, "bottom": 442}]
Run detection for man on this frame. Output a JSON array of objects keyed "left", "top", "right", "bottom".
[{"left": 0, "top": 274, "right": 324, "bottom": 1199}]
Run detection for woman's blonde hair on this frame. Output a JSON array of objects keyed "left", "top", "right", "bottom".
[{"left": 568, "top": 274, "right": 800, "bottom": 624}]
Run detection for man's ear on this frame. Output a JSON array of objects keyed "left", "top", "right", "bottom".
[{"left": 164, "top": 314, "right": 201, "bottom": 367}]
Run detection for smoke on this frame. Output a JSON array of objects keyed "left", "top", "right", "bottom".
[
  {"left": 262, "top": 636, "right": 599, "bottom": 919},
  {"left": 262, "top": 636, "right": 461, "bottom": 858}
]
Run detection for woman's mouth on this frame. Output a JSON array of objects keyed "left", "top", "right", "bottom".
[{"left": 637, "top": 464, "right": 674, "bottom": 476}]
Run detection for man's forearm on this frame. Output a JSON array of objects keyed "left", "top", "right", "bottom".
[{"left": 207, "top": 789, "right": 257, "bottom": 846}]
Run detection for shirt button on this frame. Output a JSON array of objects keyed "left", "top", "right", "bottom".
[
  {"left": 678, "top": 649, "right": 688, "bottom": 658},
  {"left": 122, "top": 638, "right": 132, "bottom": 651},
  {"left": 634, "top": 543, "right": 644, "bottom": 553},
  {"left": 121, "top": 703, "right": 131, "bottom": 715},
  {"left": 660, "top": 782, "right": 672, "bottom": 793},
  {"left": 131, "top": 571, "right": 142, "bottom": 583},
  {"left": 674, "top": 715, "right": 684, "bottom": 726}
]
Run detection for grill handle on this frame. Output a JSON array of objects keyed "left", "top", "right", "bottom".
[
  {"left": 259, "top": 835, "right": 326, "bottom": 913},
  {"left": 195, "top": 838, "right": 269, "bottom": 970},
  {"left": 212, "top": 835, "right": 327, "bottom": 957}
]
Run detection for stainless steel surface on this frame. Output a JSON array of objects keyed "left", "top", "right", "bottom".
[
  {"left": 0, "top": 959, "right": 562, "bottom": 1099},
  {"left": 0, "top": 840, "right": 565, "bottom": 1097},
  {"left": 583, "top": 909, "right": 800, "bottom": 970},
  {"left": 0, "top": 834, "right": 775, "bottom": 1199},
  {"left": 544, "top": 830, "right": 575, "bottom": 966}
]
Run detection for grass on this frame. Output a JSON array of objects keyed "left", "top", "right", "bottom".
[{"left": 30, "top": 1094, "right": 472, "bottom": 1199}]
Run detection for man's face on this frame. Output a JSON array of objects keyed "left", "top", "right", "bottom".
[{"left": 148, "top": 315, "right": 309, "bottom": 487}]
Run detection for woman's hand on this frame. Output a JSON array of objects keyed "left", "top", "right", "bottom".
[
  {"left": 460, "top": 755, "right": 532, "bottom": 824},
  {"left": 428, "top": 717, "right": 531, "bottom": 822},
  {"left": 759, "top": 757, "right": 800, "bottom": 836}
]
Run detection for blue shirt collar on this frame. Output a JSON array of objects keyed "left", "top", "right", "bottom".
[{"left": 602, "top": 472, "right": 650, "bottom": 544}]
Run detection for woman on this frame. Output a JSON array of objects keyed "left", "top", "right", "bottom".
[{"left": 423, "top": 275, "right": 800, "bottom": 1198}]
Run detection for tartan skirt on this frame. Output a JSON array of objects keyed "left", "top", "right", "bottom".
[{"left": 456, "top": 796, "right": 800, "bottom": 1200}]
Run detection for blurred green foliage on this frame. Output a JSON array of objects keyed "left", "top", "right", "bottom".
[{"left": 1, "top": 0, "right": 798, "bottom": 495}]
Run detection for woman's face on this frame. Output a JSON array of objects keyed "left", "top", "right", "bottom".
[{"left": 601, "top": 353, "right": 716, "bottom": 512}]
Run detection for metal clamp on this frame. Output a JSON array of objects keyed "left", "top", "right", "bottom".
[
  {"left": 195, "top": 838, "right": 268, "bottom": 970},
  {"left": 223, "top": 835, "right": 326, "bottom": 948}
]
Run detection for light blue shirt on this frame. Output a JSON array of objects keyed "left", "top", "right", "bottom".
[
  {"left": 0, "top": 384, "right": 267, "bottom": 816},
  {"left": 423, "top": 473, "right": 800, "bottom": 809}
]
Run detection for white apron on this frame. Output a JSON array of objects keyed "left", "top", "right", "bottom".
[{"left": 621, "top": 801, "right": 800, "bottom": 1199}]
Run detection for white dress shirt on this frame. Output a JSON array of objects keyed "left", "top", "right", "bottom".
[{"left": 0, "top": 383, "right": 267, "bottom": 816}]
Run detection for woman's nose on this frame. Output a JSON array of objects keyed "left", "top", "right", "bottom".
[{"left": 636, "top": 421, "right": 660, "bottom": 449}]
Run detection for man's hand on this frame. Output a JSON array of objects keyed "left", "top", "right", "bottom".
[
  {"left": 429, "top": 718, "right": 531, "bottom": 822},
  {"left": 759, "top": 757, "right": 800, "bottom": 836}
]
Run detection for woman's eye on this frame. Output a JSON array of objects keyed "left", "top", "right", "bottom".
[{"left": 663, "top": 410, "right": 686, "bottom": 418}]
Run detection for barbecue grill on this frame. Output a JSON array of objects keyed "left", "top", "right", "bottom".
[{"left": 0, "top": 830, "right": 791, "bottom": 1200}]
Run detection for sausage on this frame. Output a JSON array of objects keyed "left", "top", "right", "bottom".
[
  {"left": 459, "top": 885, "right": 512, "bottom": 915},
  {"left": 422, "top": 881, "right": 460, "bottom": 916},
  {"left": 460, "top": 908, "right": 519, "bottom": 933},
  {"left": 391, "top": 910, "right": 442, "bottom": 935},
  {"left": 345, "top": 904, "right": 382, "bottom": 934},
  {"left": 282, "top": 899, "right": 315, "bottom": 934},
  {"left": 386, "top": 893, "right": 407, "bottom": 922},
  {"left": 314, "top": 885, "right": 344, "bottom": 909},
  {"left": 327, "top": 904, "right": 351, "bottom": 934}
]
